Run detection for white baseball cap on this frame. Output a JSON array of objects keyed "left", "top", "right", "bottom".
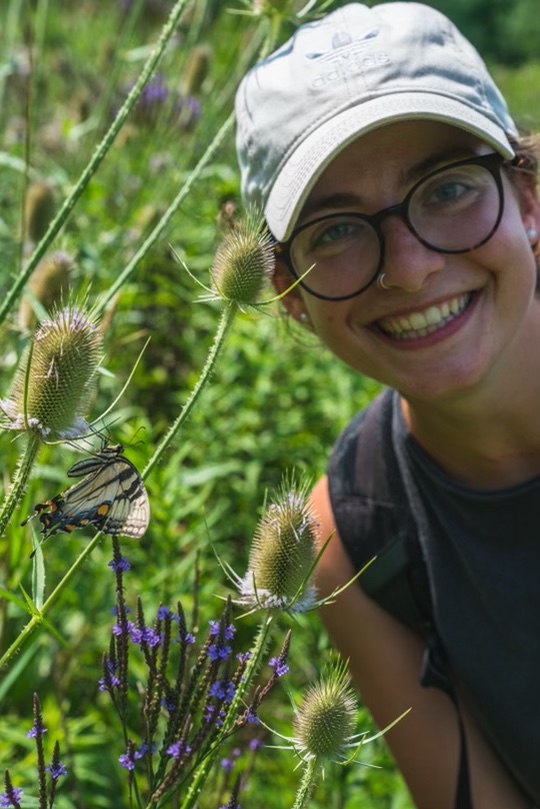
[{"left": 235, "top": 2, "right": 518, "bottom": 242}]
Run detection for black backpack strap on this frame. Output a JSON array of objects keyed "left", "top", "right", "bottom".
[
  {"left": 329, "top": 391, "right": 429, "bottom": 634},
  {"left": 388, "top": 393, "right": 473, "bottom": 809},
  {"left": 329, "top": 390, "right": 473, "bottom": 808}
]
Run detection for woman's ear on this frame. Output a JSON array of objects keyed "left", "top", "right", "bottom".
[{"left": 514, "top": 170, "right": 540, "bottom": 235}]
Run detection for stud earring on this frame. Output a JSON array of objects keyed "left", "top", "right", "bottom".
[
  {"left": 299, "top": 312, "right": 309, "bottom": 323},
  {"left": 527, "top": 227, "right": 538, "bottom": 242}
]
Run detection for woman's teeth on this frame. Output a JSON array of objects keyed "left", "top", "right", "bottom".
[{"left": 379, "top": 293, "right": 472, "bottom": 340}]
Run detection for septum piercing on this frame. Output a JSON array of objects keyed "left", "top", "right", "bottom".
[{"left": 377, "top": 273, "right": 392, "bottom": 291}]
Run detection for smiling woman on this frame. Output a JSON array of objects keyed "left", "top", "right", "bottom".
[{"left": 235, "top": 4, "right": 540, "bottom": 809}]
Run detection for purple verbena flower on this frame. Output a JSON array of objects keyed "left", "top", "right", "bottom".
[
  {"left": 174, "top": 626, "right": 196, "bottom": 645},
  {"left": 142, "top": 627, "right": 161, "bottom": 647},
  {"left": 108, "top": 555, "right": 131, "bottom": 573},
  {"left": 119, "top": 753, "right": 136, "bottom": 771},
  {"left": 167, "top": 740, "right": 191, "bottom": 759},
  {"left": 0, "top": 788, "right": 23, "bottom": 807},
  {"left": 26, "top": 725, "right": 47, "bottom": 738},
  {"left": 209, "top": 621, "right": 235, "bottom": 640},
  {"left": 137, "top": 741, "right": 157, "bottom": 758},
  {"left": 45, "top": 762, "right": 67, "bottom": 779},
  {"left": 127, "top": 623, "right": 143, "bottom": 644},
  {"left": 269, "top": 656, "right": 289, "bottom": 678},
  {"left": 209, "top": 678, "right": 236, "bottom": 703},
  {"left": 208, "top": 642, "right": 232, "bottom": 662}
]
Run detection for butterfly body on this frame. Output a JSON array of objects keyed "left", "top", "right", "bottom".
[{"left": 23, "top": 445, "right": 150, "bottom": 548}]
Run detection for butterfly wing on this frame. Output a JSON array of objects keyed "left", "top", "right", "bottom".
[
  {"left": 24, "top": 446, "right": 150, "bottom": 541},
  {"left": 88, "top": 455, "right": 150, "bottom": 539}
]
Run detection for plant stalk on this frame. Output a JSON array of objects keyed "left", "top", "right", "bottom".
[
  {"left": 0, "top": 0, "right": 190, "bottom": 329},
  {"left": 142, "top": 302, "right": 238, "bottom": 480},
  {"left": 291, "top": 757, "right": 318, "bottom": 809},
  {"left": 0, "top": 435, "right": 41, "bottom": 539}
]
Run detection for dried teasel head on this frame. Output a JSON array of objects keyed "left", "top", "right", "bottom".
[
  {"left": 211, "top": 213, "right": 275, "bottom": 307},
  {"left": 2, "top": 303, "right": 102, "bottom": 440}
]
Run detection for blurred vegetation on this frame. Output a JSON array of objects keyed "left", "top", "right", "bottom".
[{"left": 0, "top": 0, "right": 538, "bottom": 807}]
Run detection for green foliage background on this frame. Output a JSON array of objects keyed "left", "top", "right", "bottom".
[{"left": 0, "top": 1, "right": 538, "bottom": 807}]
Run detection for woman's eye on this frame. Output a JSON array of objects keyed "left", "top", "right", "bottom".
[
  {"left": 319, "top": 221, "right": 355, "bottom": 243},
  {"left": 308, "top": 219, "right": 364, "bottom": 253},
  {"left": 429, "top": 181, "right": 468, "bottom": 204}
]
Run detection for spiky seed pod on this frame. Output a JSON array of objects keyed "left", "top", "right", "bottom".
[
  {"left": 23, "top": 182, "right": 56, "bottom": 244},
  {"left": 240, "top": 479, "right": 319, "bottom": 612},
  {"left": 293, "top": 661, "right": 357, "bottom": 761},
  {"left": 18, "top": 251, "right": 73, "bottom": 332},
  {"left": 2, "top": 305, "right": 102, "bottom": 439},
  {"left": 181, "top": 45, "right": 211, "bottom": 96},
  {"left": 211, "top": 215, "right": 275, "bottom": 306}
]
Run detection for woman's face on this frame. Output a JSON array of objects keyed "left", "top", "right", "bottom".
[{"left": 277, "top": 120, "right": 540, "bottom": 404}]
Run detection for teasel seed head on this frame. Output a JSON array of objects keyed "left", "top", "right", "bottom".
[
  {"left": 211, "top": 213, "right": 275, "bottom": 306},
  {"left": 18, "top": 251, "right": 73, "bottom": 332},
  {"left": 240, "top": 477, "right": 319, "bottom": 612},
  {"left": 2, "top": 303, "right": 102, "bottom": 439},
  {"left": 293, "top": 659, "right": 357, "bottom": 762},
  {"left": 23, "top": 181, "right": 56, "bottom": 245}
]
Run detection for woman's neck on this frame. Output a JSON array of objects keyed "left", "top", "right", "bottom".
[{"left": 401, "top": 379, "right": 540, "bottom": 490}]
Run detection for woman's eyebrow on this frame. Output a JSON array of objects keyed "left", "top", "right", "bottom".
[
  {"left": 398, "top": 147, "right": 477, "bottom": 187},
  {"left": 299, "top": 147, "right": 479, "bottom": 223},
  {"left": 299, "top": 192, "right": 363, "bottom": 221}
]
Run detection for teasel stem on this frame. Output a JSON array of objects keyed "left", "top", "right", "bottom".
[
  {"left": 0, "top": 0, "right": 191, "bottom": 329},
  {"left": 95, "top": 0, "right": 284, "bottom": 316},
  {"left": 176, "top": 612, "right": 275, "bottom": 809},
  {"left": 0, "top": 433, "right": 41, "bottom": 539},
  {"left": 291, "top": 758, "right": 318, "bottom": 809},
  {"left": 0, "top": 525, "right": 105, "bottom": 669},
  {"left": 143, "top": 302, "right": 238, "bottom": 479},
  {"left": 96, "top": 109, "right": 236, "bottom": 314}
]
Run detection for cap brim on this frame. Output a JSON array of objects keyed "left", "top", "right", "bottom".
[{"left": 265, "top": 92, "right": 515, "bottom": 242}]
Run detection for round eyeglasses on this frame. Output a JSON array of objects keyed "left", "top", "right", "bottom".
[{"left": 278, "top": 152, "right": 514, "bottom": 301}]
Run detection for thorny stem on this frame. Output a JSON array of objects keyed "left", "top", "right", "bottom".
[
  {"left": 0, "top": 528, "right": 104, "bottom": 669},
  {"left": 142, "top": 302, "right": 238, "bottom": 480},
  {"left": 95, "top": 0, "right": 284, "bottom": 316},
  {"left": 291, "top": 757, "right": 318, "bottom": 809},
  {"left": 0, "top": 0, "right": 191, "bottom": 329},
  {"left": 95, "top": 110, "right": 236, "bottom": 314},
  {"left": 0, "top": 434, "right": 41, "bottom": 539}
]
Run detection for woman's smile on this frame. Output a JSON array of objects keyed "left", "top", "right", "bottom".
[{"left": 374, "top": 291, "right": 475, "bottom": 343}]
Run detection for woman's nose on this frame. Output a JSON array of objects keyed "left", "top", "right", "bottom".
[{"left": 379, "top": 215, "right": 445, "bottom": 292}]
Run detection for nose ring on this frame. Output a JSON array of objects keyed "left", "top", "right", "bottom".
[{"left": 377, "top": 273, "right": 392, "bottom": 291}]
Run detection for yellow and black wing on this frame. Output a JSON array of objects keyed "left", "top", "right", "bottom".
[{"left": 23, "top": 445, "right": 150, "bottom": 542}]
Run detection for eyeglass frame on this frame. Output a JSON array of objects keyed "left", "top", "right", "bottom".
[{"left": 276, "top": 151, "right": 518, "bottom": 302}]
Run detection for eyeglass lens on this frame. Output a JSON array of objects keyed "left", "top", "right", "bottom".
[{"left": 289, "top": 157, "right": 504, "bottom": 301}]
